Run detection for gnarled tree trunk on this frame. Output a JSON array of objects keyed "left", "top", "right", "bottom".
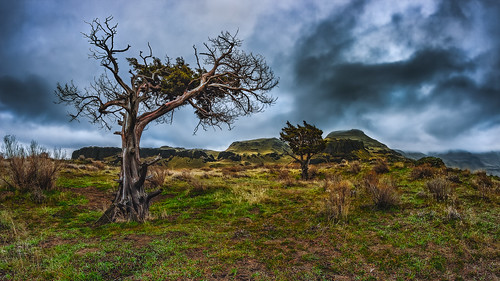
[{"left": 96, "top": 108, "right": 161, "bottom": 225}]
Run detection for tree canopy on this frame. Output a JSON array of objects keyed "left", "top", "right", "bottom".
[{"left": 280, "top": 121, "right": 326, "bottom": 180}]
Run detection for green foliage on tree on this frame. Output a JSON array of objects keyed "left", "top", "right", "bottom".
[{"left": 280, "top": 121, "right": 326, "bottom": 180}]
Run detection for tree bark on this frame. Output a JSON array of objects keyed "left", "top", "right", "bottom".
[
  {"left": 96, "top": 103, "right": 161, "bottom": 225},
  {"left": 300, "top": 160, "right": 310, "bottom": 180}
]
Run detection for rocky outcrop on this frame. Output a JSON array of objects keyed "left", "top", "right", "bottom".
[
  {"left": 217, "top": 151, "right": 242, "bottom": 161},
  {"left": 72, "top": 146, "right": 215, "bottom": 162},
  {"left": 324, "top": 139, "right": 365, "bottom": 155},
  {"left": 72, "top": 147, "right": 121, "bottom": 160}
]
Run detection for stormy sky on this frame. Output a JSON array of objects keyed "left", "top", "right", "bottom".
[{"left": 1, "top": 0, "right": 499, "bottom": 153}]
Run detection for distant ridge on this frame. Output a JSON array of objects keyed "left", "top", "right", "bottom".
[
  {"left": 225, "top": 138, "right": 289, "bottom": 155},
  {"left": 400, "top": 150, "right": 500, "bottom": 176},
  {"left": 71, "top": 129, "right": 500, "bottom": 175}
]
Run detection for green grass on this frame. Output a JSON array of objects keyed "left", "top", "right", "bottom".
[{"left": 0, "top": 161, "right": 498, "bottom": 280}]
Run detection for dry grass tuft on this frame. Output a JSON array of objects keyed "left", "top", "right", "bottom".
[
  {"left": 472, "top": 171, "right": 496, "bottom": 199},
  {"left": 349, "top": 161, "right": 362, "bottom": 174},
  {"left": 0, "top": 210, "right": 28, "bottom": 243},
  {"left": 323, "top": 179, "right": 352, "bottom": 222},
  {"left": 147, "top": 166, "right": 170, "bottom": 188},
  {"left": 426, "top": 177, "right": 453, "bottom": 202},
  {"left": 364, "top": 173, "right": 399, "bottom": 208},
  {"left": 373, "top": 159, "right": 389, "bottom": 174}
]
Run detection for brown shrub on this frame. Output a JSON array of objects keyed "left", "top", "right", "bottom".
[
  {"left": 472, "top": 171, "right": 495, "bottom": 199},
  {"left": 187, "top": 178, "right": 207, "bottom": 195},
  {"left": 364, "top": 174, "right": 399, "bottom": 208},
  {"left": 373, "top": 159, "right": 389, "bottom": 174},
  {"left": 91, "top": 160, "right": 106, "bottom": 170},
  {"left": 172, "top": 170, "right": 193, "bottom": 181},
  {"left": 147, "top": 166, "right": 170, "bottom": 188},
  {"left": 410, "top": 164, "right": 435, "bottom": 180},
  {"left": 445, "top": 205, "right": 462, "bottom": 221},
  {"left": 308, "top": 165, "right": 319, "bottom": 179},
  {"left": 221, "top": 165, "right": 246, "bottom": 178},
  {"left": 349, "top": 161, "right": 362, "bottom": 174},
  {"left": 426, "top": 177, "right": 452, "bottom": 202},
  {"left": 446, "top": 173, "right": 461, "bottom": 184},
  {"left": 2, "top": 137, "right": 61, "bottom": 203},
  {"left": 277, "top": 168, "right": 295, "bottom": 188},
  {"left": 324, "top": 179, "right": 352, "bottom": 222}
]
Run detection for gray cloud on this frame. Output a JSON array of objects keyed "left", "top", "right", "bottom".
[
  {"left": 287, "top": 0, "right": 500, "bottom": 146},
  {"left": 0, "top": 75, "right": 67, "bottom": 123},
  {"left": 0, "top": 0, "right": 499, "bottom": 153}
]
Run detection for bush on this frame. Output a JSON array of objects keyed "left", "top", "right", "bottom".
[
  {"left": 445, "top": 205, "right": 462, "bottom": 221},
  {"left": 416, "top": 157, "right": 445, "bottom": 168},
  {"left": 221, "top": 165, "right": 246, "bottom": 178},
  {"left": 364, "top": 174, "right": 399, "bottom": 208},
  {"left": 426, "top": 177, "right": 452, "bottom": 202},
  {"left": 410, "top": 164, "right": 435, "bottom": 180},
  {"left": 147, "top": 166, "right": 170, "bottom": 188},
  {"left": 323, "top": 179, "right": 352, "bottom": 222},
  {"left": 472, "top": 171, "right": 495, "bottom": 199},
  {"left": 2, "top": 136, "right": 62, "bottom": 202},
  {"left": 373, "top": 159, "right": 389, "bottom": 174},
  {"left": 308, "top": 165, "right": 319, "bottom": 179},
  {"left": 277, "top": 168, "right": 295, "bottom": 188},
  {"left": 349, "top": 161, "right": 361, "bottom": 174}
]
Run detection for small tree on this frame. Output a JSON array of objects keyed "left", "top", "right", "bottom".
[
  {"left": 280, "top": 121, "right": 326, "bottom": 180},
  {"left": 56, "top": 17, "right": 278, "bottom": 224}
]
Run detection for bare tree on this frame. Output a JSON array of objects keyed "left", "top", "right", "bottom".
[{"left": 56, "top": 17, "right": 278, "bottom": 224}]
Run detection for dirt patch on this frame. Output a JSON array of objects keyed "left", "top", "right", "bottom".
[
  {"left": 39, "top": 237, "right": 76, "bottom": 248},
  {"left": 71, "top": 186, "right": 113, "bottom": 211},
  {"left": 122, "top": 234, "right": 154, "bottom": 248},
  {"left": 71, "top": 186, "right": 172, "bottom": 211}
]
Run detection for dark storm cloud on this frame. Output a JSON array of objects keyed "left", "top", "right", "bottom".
[
  {"left": 0, "top": 75, "right": 66, "bottom": 123},
  {"left": 289, "top": 0, "right": 500, "bottom": 140},
  {"left": 0, "top": 1, "right": 26, "bottom": 40}
]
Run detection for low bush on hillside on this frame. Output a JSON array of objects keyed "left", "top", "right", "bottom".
[
  {"left": 416, "top": 156, "right": 445, "bottom": 168},
  {"left": 1, "top": 136, "right": 63, "bottom": 202},
  {"left": 364, "top": 173, "right": 399, "bottom": 208},
  {"left": 349, "top": 161, "right": 361, "bottom": 174},
  {"left": 373, "top": 159, "right": 389, "bottom": 174},
  {"left": 426, "top": 177, "right": 452, "bottom": 202},
  {"left": 472, "top": 171, "right": 496, "bottom": 199},
  {"left": 410, "top": 163, "right": 435, "bottom": 180},
  {"left": 277, "top": 168, "right": 295, "bottom": 187}
]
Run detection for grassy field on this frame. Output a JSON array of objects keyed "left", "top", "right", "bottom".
[{"left": 0, "top": 158, "right": 498, "bottom": 280}]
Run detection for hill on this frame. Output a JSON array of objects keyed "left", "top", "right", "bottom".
[
  {"left": 326, "top": 129, "right": 390, "bottom": 151},
  {"left": 324, "top": 129, "right": 403, "bottom": 161},
  {"left": 400, "top": 150, "right": 500, "bottom": 176},
  {"left": 71, "top": 130, "right": 500, "bottom": 174},
  {"left": 225, "top": 138, "right": 288, "bottom": 155},
  {"left": 72, "top": 130, "right": 403, "bottom": 165}
]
